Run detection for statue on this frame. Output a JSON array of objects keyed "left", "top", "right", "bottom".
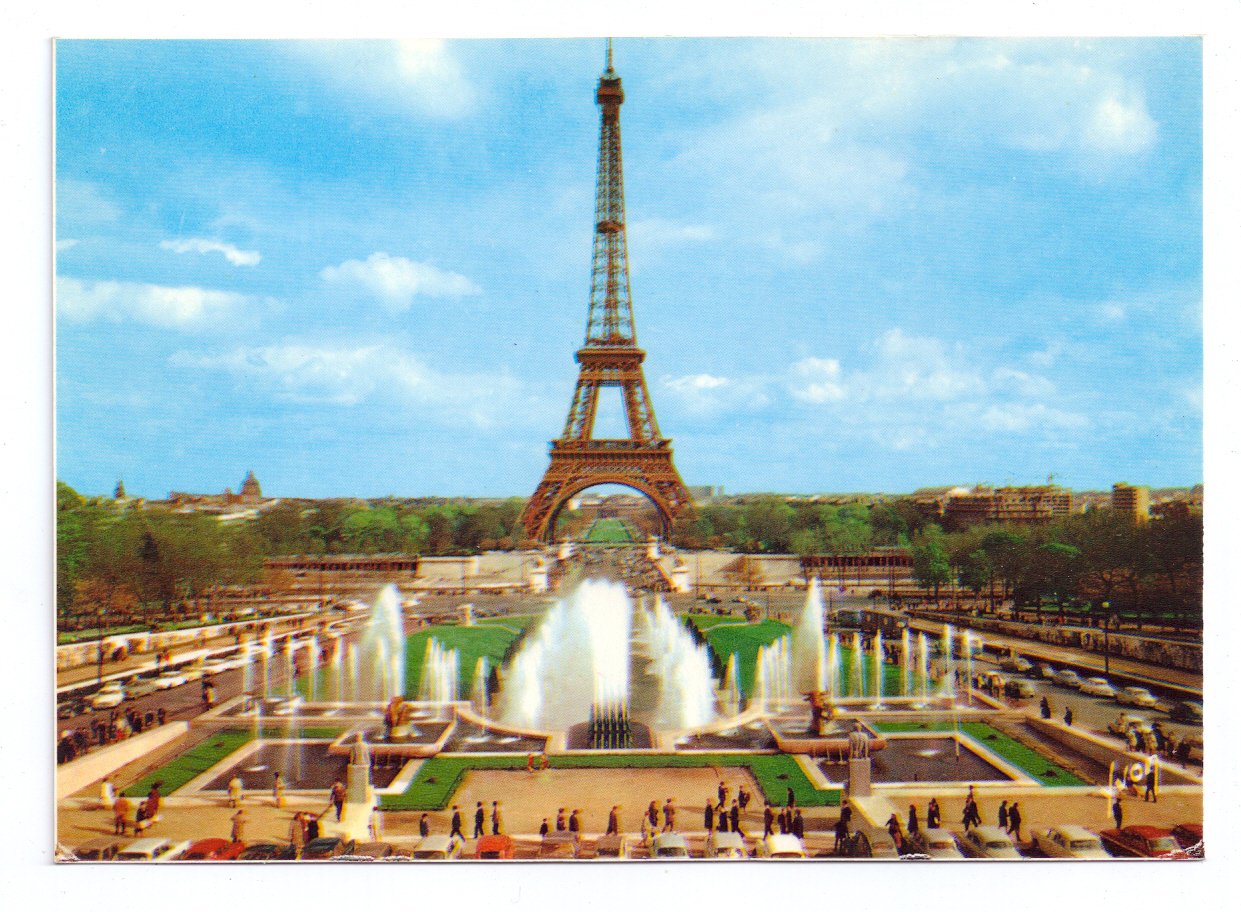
[
  {"left": 348, "top": 732, "right": 371, "bottom": 767},
  {"left": 803, "top": 691, "right": 836, "bottom": 737},
  {"left": 848, "top": 724, "right": 871, "bottom": 759}
]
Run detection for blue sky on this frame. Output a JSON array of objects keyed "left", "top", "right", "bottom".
[{"left": 54, "top": 38, "right": 1202, "bottom": 499}]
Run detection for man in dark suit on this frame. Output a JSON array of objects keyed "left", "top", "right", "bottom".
[
  {"left": 474, "top": 802, "right": 486, "bottom": 838},
  {"left": 450, "top": 805, "right": 464, "bottom": 840}
]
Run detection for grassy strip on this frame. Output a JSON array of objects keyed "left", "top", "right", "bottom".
[
  {"left": 403, "top": 624, "right": 524, "bottom": 699},
  {"left": 583, "top": 517, "right": 636, "bottom": 544},
  {"left": 122, "top": 727, "right": 344, "bottom": 797},
  {"left": 689, "top": 617, "right": 790, "bottom": 697},
  {"left": 870, "top": 721, "right": 1086, "bottom": 787},
  {"left": 379, "top": 752, "right": 841, "bottom": 811},
  {"left": 57, "top": 624, "right": 148, "bottom": 645}
]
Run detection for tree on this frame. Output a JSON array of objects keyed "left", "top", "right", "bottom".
[{"left": 912, "top": 534, "right": 951, "bottom": 599}]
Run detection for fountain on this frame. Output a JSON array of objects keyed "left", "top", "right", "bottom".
[
  {"left": 901, "top": 628, "right": 911, "bottom": 696},
  {"left": 792, "top": 577, "right": 828, "bottom": 693},
  {"left": 827, "top": 632, "right": 840, "bottom": 698},
  {"left": 418, "top": 638, "right": 460, "bottom": 705},
  {"left": 870, "top": 630, "right": 884, "bottom": 709},
  {"left": 918, "top": 632, "right": 930, "bottom": 706},
  {"left": 637, "top": 596, "right": 716, "bottom": 729},
  {"left": 721, "top": 654, "right": 741, "bottom": 718},
  {"left": 753, "top": 636, "right": 793, "bottom": 713},
  {"left": 471, "top": 657, "right": 490, "bottom": 713},
  {"left": 358, "top": 584, "right": 405, "bottom": 702}
]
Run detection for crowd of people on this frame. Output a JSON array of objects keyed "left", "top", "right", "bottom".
[{"left": 57, "top": 705, "right": 170, "bottom": 763}]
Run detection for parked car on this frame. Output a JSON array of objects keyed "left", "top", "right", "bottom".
[
  {"left": 755, "top": 834, "right": 807, "bottom": 859},
  {"left": 1168, "top": 700, "right": 1203, "bottom": 724},
  {"left": 349, "top": 842, "right": 395, "bottom": 860},
  {"left": 89, "top": 682, "right": 126, "bottom": 709},
  {"left": 1116, "top": 686, "right": 1158, "bottom": 708},
  {"left": 116, "top": 838, "right": 191, "bottom": 862},
  {"left": 1079, "top": 677, "right": 1117, "bottom": 698},
  {"left": 72, "top": 837, "right": 122, "bottom": 861},
  {"left": 180, "top": 838, "right": 246, "bottom": 861},
  {"left": 411, "top": 835, "right": 462, "bottom": 860},
  {"left": 957, "top": 826, "right": 1022, "bottom": 859},
  {"left": 1031, "top": 825, "right": 1110, "bottom": 859},
  {"left": 57, "top": 697, "right": 90, "bottom": 719},
  {"left": 153, "top": 671, "right": 188, "bottom": 690},
  {"left": 703, "top": 831, "right": 746, "bottom": 859},
  {"left": 841, "top": 826, "right": 900, "bottom": 859},
  {"left": 538, "top": 832, "right": 580, "bottom": 859},
  {"left": 125, "top": 677, "right": 163, "bottom": 698},
  {"left": 1052, "top": 668, "right": 1083, "bottom": 689},
  {"left": 301, "top": 837, "right": 355, "bottom": 860},
  {"left": 999, "top": 655, "right": 1033, "bottom": 674},
  {"left": 1099, "top": 826, "right": 1183, "bottom": 858},
  {"left": 910, "top": 828, "right": 965, "bottom": 859},
  {"left": 1004, "top": 680, "right": 1037, "bottom": 699},
  {"left": 1038, "top": 663, "right": 1058, "bottom": 681},
  {"left": 593, "top": 833, "right": 631, "bottom": 859},
  {"left": 1171, "top": 823, "right": 1203, "bottom": 852},
  {"left": 651, "top": 833, "right": 690, "bottom": 859},
  {"left": 474, "top": 835, "right": 515, "bottom": 859},
  {"left": 1108, "top": 713, "right": 1155, "bottom": 740},
  {"left": 236, "top": 842, "right": 299, "bottom": 861}
]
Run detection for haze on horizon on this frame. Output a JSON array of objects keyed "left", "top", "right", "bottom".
[{"left": 55, "top": 39, "right": 1202, "bottom": 501}]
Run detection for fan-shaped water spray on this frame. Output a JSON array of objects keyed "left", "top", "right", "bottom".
[{"left": 792, "top": 577, "right": 828, "bottom": 693}]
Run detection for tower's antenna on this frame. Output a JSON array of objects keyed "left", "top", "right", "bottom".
[{"left": 605, "top": 37, "right": 614, "bottom": 73}]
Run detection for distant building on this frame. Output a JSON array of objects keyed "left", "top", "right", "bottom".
[
  {"left": 943, "top": 484, "right": 1072, "bottom": 528},
  {"left": 1111, "top": 483, "right": 1150, "bottom": 522},
  {"left": 165, "top": 471, "right": 274, "bottom": 517},
  {"left": 240, "top": 470, "right": 262, "bottom": 502}
]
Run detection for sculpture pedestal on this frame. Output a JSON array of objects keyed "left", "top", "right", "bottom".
[{"left": 848, "top": 757, "right": 872, "bottom": 797}]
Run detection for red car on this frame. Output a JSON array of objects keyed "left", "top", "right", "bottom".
[
  {"left": 180, "top": 838, "right": 247, "bottom": 861},
  {"left": 1171, "top": 824, "right": 1203, "bottom": 853},
  {"left": 1099, "top": 826, "right": 1184, "bottom": 859}
]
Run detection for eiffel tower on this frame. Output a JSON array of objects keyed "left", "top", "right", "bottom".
[{"left": 521, "top": 43, "right": 693, "bottom": 543}]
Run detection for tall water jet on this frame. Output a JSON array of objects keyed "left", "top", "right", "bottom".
[
  {"left": 332, "top": 638, "right": 344, "bottom": 704},
  {"left": 346, "top": 643, "right": 359, "bottom": 703},
  {"left": 871, "top": 630, "right": 884, "bottom": 707},
  {"left": 358, "top": 584, "right": 405, "bottom": 702},
  {"left": 753, "top": 636, "right": 793, "bottom": 713},
  {"left": 471, "top": 657, "right": 490, "bottom": 712},
  {"left": 419, "top": 638, "right": 460, "bottom": 704},
  {"left": 942, "top": 623, "right": 956, "bottom": 699},
  {"left": 852, "top": 631, "right": 864, "bottom": 697},
  {"left": 285, "top": 638, "right": 296, "bottom": 700},
  {"left": 901, "top": 628, "right": 911, "bottom": 696},
  {"left": 308, "top": 634, "right": 320, "bottom": 702},
  {"left": 918, "top": 632, "right": 930, "bottom": 705},
  {"left": 497, "top": 579, "right": 633, "bottom": 731},
  {"left": 792, "top": 578, "right": 828, "bottom": 693},
  {"left": 721, "top": 654, "right": 741, "bottom": 718},
  {"left": 261, "top": 633, "right": 272, "bottom": 699},
  {"left": 637, "top": 596, "right": 716, "bottom": 729},
  {"left": 962, "top": 629, "right": 977, "bottom": 706},
  {"left": 827, "top": 633, "right": 840, "bottom": 698}
]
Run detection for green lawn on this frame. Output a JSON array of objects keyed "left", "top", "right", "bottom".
[
  {"left": 57, "top": 624, "right": 148, "bottom": 645},
  {"left": 121, "top": 727, "right": 344, "bottom": 798},
  {"left": 379, "top": 752, "right": 841, "bottom": 811},
  {"left": 688, "top": 616, "right": 790, "bottom": 696},
  {"left": 870, "top": 721, "right": 1086, "bottom": 786},
  {"left": 583, "top": 517, "right": 636, "bottom": 544},
  {"left": 402, "top": 623, "right": 526, "bottom": 700}
]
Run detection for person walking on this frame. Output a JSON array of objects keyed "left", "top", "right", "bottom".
[
  {"left": 907, "top": 804, "right": 919, "bottom": 836},
  {"left": 926, "top": 798, "right": 940, "bottom": 830},
  {"left": 886, "top": 813, "right": 902, "bottom": 847},
  {"left": 474, "top": 802, "right": 486, "bottom": 838},
  {"left": 607, "top": 805, "right": 619, "bottom": 836},
  {"left": 1144, "top": 767, "right": 1158, "bottom": 803},
  {"left": 706, "top": 799, "right": 716, "bottom": 832},
  {"left": 230, "top": 808, "right": 247, "bottom": 843},
  {"left": 718, "top": 781, "right": 728, "bottom": 806},
  {"left": 1007, "top": 802, "right": 1022, "bottom": 841},
  {"left": 647, "top": 801, "right": 659, "bottom": 830},
  {"left": 738, "top": 785, "right": 750, "bottom": 813},
  {"left": 290, "top": 812, "right": 307, "bottom": 857},
  {"left": 145, "top": 784, "right": 161, "bottom": 821},
  {"left": 330, "top": 780, "right": 346, "bottom": 820},
  {"left": 1040, "top": 696, "right": 1051, "bottom": 720},
  {"left": 569, "top": 809, "right": 581, "bottom": 834},
  {"left": 1064, "top": 706, "right": 1074, "bottom": 727},
  {"left": 763, "top": 803, "right": 775, "bottom": 837},
  {"left": 786, "top": 786, "right": 796, "bottom": 809},
  {"left": 306, "top": 813, "right": 321, "bottom": 842},
  {"left": 717, "top": 803, "right": 729, "bottom": 833},
  {"left": 998, "top": 800, "right": 1009, "bottom": 831},
  {"left": 792, "top": 808, "right": 805, "bottom": 840},
  {"left": 419, "top": 813, "right": 430, "bottom": 838},
  {"left": 492, "top": 800, "right": 503, "bottom": 835},
  {"left": 962, "top": 799, "right": 975, "bottom": 832},
  {"left": 228, "top": 774, "right": 243, "bottom": 808},
  {"left": 112, "top": 795, "right": 131, "bottom": 836},
  {"left": 450, "top": 805, "right": 464, "bottom": 840},
  {"left": 833, "top": 816, "right": 848, "bottom": 853},
  {"left": 1111, "top": 794, "right": 1123, "bottom": 830},
  {"left": 730, "top": 800, "right": 741, "bottom": 836},
  {"left": 273, "top": 771, "right": 285, "bottom": 809},
  {"left": 99, "top": 777, "right": 115, "bottom": 811},
  {"left": 663, "top": 798, "right": 675, "bottom": 832},
  {"left": 539, "top": 818, "right": 550, "bottom": 837},
  {"left": 556, "top": 807, "right": 567, "bottom": 832}
]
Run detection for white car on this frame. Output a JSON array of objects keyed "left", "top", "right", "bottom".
[
  {"left": 410, "top": 836, "right": 462, "bottom": 860},
  {"left": 754, "top": 834, "right": 807, "bottom": 859},
  {"left": 651, "top": 833, "right": 690, "bottom": 859},
  {"left": 917, "top": 828, "right": 966, "bottom": 859},
  {"left": 125, "top": 677, "right": 163, "bottom": 698},
  {"left": 957, "top": 826, "right": 1022, "bottom": 859},
  {"left": 1053, "top": 669, "right": 1083, "bottom": 689},
  {"left": 1032, "top": 825, "right": 1110, "bottom": 859},
  {"left": 703, "top": 831, "right": 746, "bottom": 859},
  {"left": 1116, "top": 686, "right": 1158, "bottom": 708},
  {"left": 116, "top": 838, "right": 191, "bottom": 862},
  {"left": 1079, "top": 677, "right": 1116, "bottom": 698},
  {"left": 153, "top": 671, "right": 188, "bottom": 690},
  {"left": 89, "top": 682, "right": 126, "bottom": 709}
]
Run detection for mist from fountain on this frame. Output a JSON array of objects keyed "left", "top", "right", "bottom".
[
  {"left": 792, "top": 578, "right": 828, "bottom": 693},
  {"left": 827, "top": 633, "right": 840, "bottom": 698},
  {"left": 346, "top": 643, "right": 359, "bottom": 703},
  {"left": 308, "top": 634, "right": 320, "bottom": 702},
  {"left": 918, "top": 632, "right": 930, "bottom": 705},
  {"left": 942, "top": 623, "right": 956, "bottom": 699},
  {"left": 497, "top": 579, "right": 633, "bottom": 731},
  {"left": 332, "top": 638, "right": 344, "bottom": 704},
  {"left": 721, "top": 654, "right": 741, "bottom": 718},
  {"left": 471, "top": 657, "right": 490, "bottom": 712},
  {"left": 418, "top": 638, "right": 460, "bottom": 703},
  {"left": 901, "top": 628, "right": 911, "bottom": 696},
  {"left": 261, "top": 632, "right": 272, "bottom": 699},
  {"left": 872, "top": 630, "right": 884, "bottom": 707},
  {"left": 852, "top": 631, "right": 864, "bottom": 696},
  {"left": 638, "top": 596, "right": 716, "bottom": 729},
  {"left": 358, "top": 584, "right": 405, "bottom": 701}
]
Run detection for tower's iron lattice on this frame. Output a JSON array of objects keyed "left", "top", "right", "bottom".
[{"left": 521, "top": 45, "right": 693, "bottom": 542}]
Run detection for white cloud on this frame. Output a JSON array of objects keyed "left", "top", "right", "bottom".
[
  {"left": 172, "top": 342, "right": 533, "bottom": 429},
  {"left": 56, "top": 239, "right": 79, "bottom": 252},
  {"left": 57, "top": 276, "right": 251, "bottom": 327},
  {"left": 661, "top": 372, "right": 769, "bottom": 416},
  {"left": 628, "top": 218, "right": 716, "bottom": 246},
  {"left": 295, "top": 41, "right": 476, "bottom": 119},
  {"left": 977, "top": 403, "right": 1089, "bottom": 433},
  {"left": 160, "top": 237, "right": 261, "bottom": 267},
  {"left": 1085, "top": 94, "right": 1158, "bottom": 154},
  {"left": 320, "top": 252, "right": 480, "bottom": 311},
  {"left": 395, "top": 40, "right": 476, "bottom": 118},
  {"left": 1100, "top": 302, "right": 1127, "bottom": 321},
  {"left": 991, "top": 367, "right": 1056, "bottom": 398},
  {"left": 789, "top": 357, "right": 846, "bottom": 403},
  {"left": 56, "top": 178, "right": 121, "bottom": 226}
]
